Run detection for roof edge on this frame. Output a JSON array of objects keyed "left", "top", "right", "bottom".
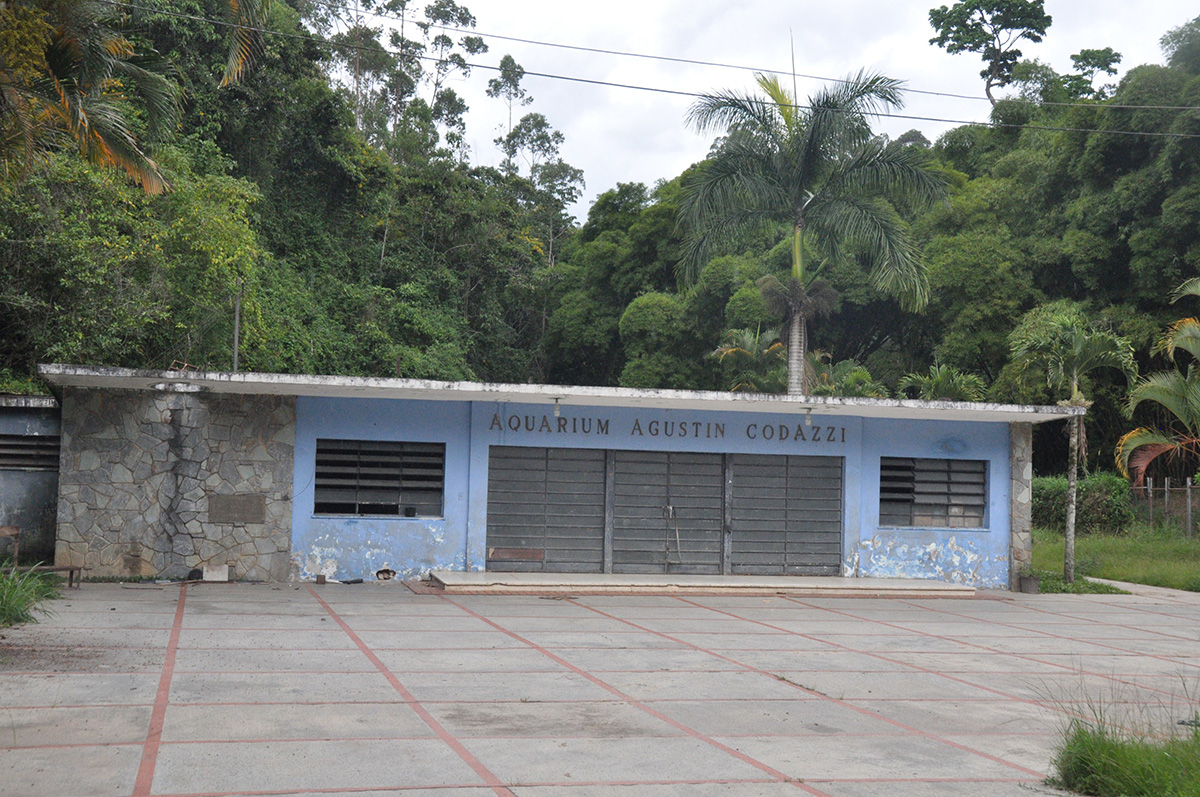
[{"left": 37, "top": 363, "right": 1084, "bottom": 422}]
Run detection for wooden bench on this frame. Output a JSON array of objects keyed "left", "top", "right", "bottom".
[{"left": 1, "top": 525, "right": 83, "bottom": 588}]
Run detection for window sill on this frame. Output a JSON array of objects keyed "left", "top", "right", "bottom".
[
  {"left": 876, "top": 525, "right": 990, "bottom": 533},
  {"left": 313, "top": 514, "right": 444, "bottom": 521}
]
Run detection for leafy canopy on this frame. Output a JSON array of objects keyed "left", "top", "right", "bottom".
[{"left": 929, "top": 0, "right": 1053, "bottom": 103}]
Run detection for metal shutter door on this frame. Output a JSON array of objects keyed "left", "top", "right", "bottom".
[
  {"left": 612, "top": 451, "right": 723, "bottom": 574},
  {"left": 730, "top": 454, "right": 843, "bottom": 575},
  {"left": 486, "top": 446, "right": 606, "bottom": 572}
]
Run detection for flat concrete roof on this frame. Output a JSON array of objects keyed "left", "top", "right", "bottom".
[{"left": 38, "top": 363, "right": 1082, "bottom": 424}]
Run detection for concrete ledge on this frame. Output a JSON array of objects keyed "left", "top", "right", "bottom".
[{"left": 428, "top": 572, "right": 975, "bottom": 598}]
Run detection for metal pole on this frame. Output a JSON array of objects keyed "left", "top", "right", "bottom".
[
  {"left": 1165, "top": 476, "right": 1171, "bottom": 519},
  {"left": 232, "top": 280, "right": 243, "bottom": 373},
  {"left": 1188, "top": 478, "right": 1193, "bottom": 539},
  {"left": 1148, "top": 477, "right": 1154, "bottom": 524}
]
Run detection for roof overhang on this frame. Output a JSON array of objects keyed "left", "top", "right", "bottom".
[{"left": 38, "top": 364, "right": 1082, "bottom": 424}]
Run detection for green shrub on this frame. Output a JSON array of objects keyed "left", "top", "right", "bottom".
[
  {"left": 0, "top": 562, "right": 60, "bottom": 626},
  {"left": 1054, "top": 720, "right": 1200, "bottom": 797},
  {"left": 1032, "top": 472, "right": 1134, "bottom": 535}
]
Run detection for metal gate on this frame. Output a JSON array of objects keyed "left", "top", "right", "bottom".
[
  {"left": 611, "top": 451, "right": 724, "bottom": 574},
  {"left": 486, "top": 446, "right": 606, "bottom": 572},
  {"left": 729, "top": 454, "right": 843, "bottom": 575}
]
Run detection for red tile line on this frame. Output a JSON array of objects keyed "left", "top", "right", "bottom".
[
  {"left": 576, "top": 597, "right": 1048, "bottom": 780},
  {"left": 304, "top": 585, "right": 516, "bottom": 797},
  {"left": 882, "top": 599, "right": 1200, "bottom": 693},
  {"left": 146, "top": 778, "right": 785, "bottom": 797},
  {"left": 776, "top": 597, "right": 1192, "bottom": 737},
  {"left": 132, "top": 582, "right": 188, "bottom": 797},
  {"left": 437, "top": 595, "right": 831, "bottom": 796},
  {"left": 965, "top": 597, "right": 1200, "bottom": 651},
  {"left": 780, "top": 596, "right": 1193, "bottom": 702}
]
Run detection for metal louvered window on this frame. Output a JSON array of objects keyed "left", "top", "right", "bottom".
[
  {"left": 0, "top": 434, "right": 60, "bottom": 471},
  {"left": 314, "top": 439, "right": 445, "bottom": 517},
  {"left": 880, "top": 457, "right": 986, "bottom": 529}
]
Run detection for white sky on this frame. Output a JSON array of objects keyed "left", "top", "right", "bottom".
[{"left": 421, "top": 1, "right": 1196, "bottom": 218}]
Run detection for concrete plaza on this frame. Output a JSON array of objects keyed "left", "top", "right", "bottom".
[{"left": 2, "top": 581, "right": 1199, "bottom": 796}]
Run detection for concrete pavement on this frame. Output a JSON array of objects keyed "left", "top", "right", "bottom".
[{"left": 3, "top": 582, "right": 1199, "bottom": 796}]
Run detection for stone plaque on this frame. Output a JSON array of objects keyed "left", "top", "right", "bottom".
[{"left": 208, "top": 494, "right": 266, "bottom": 524}]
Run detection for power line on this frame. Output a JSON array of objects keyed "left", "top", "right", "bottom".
[
  {"left": 300, "top": 0, "right": 1200, "bottom": 114},
  {"left": 108, "top": 0, "right": 1200, "bottom": 140}
]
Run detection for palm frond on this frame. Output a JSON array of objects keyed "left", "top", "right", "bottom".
[
  {"left": 1126, "top": 370, "right": 1200, "bottom": 433},
  {"left": 1171, "top": 277, "right": 1200, "bottom": 304},
  {"left": 1155, "top": 317, "right": 1200, "bottom": 364},
  {"left": 805, "top": 194, "right": 927, "bottom": 311},
  {"left": 1115, "top": 427, "right": 1193, "bottom": 486},
  {"left": 821, "top": 137, "right": 949, "bottom": 212},
  {"left": 686, "top": 87, "right": 782, "bottom": 144},
  {"left": 221, "top": 0, "right": 270, "bottom": 87}
]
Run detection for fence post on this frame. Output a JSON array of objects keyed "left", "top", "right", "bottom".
[
  {"left": 1188, "top": 477, "right": 1193, "bottom": 539},
  {"left": 1166, "top": 476, "right": 1171, "bottom": 518},
  {"left": 1149, "top": 477, "right": 1154, "bottom": 522}
]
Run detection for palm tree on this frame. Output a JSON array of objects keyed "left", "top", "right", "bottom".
[
  {"left": 1, "top": 0, "right": 266, "bottom": 193},
  {"left": 1011, "top": 311, "right": 1135, "bottom": 583},
  {"left": 1, "top": 0, "right": 179, "bottom": 192},
  {"left": 680, "top": 71, "right": 946, "bottom": 395},
  {"left": 714, "top": 326, "right": 786, "bottom": 393},
  {"left": 898, "top": 364, "right": 987, "bottom": 401},
  {"left": 809, "top": 352, "right": 889, "bottom": 398},
  {"left": 1117, "top": 278, "right": 1200, "bottom": 488}
]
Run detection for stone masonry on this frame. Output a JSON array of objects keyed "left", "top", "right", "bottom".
[
  {"left": 1009, "top": 422, "right": 1033, "bottom": 589},
  {"left": 55, "top": 387, "right": 295, "bottom": 580}
]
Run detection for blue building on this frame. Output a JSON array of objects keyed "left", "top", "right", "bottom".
[{"left": 40, "top": 365, "right": 1078, "bottom": 589}]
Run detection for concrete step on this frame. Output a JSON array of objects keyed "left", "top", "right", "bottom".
[{"left": 427, "top": 571, "right": 975, "bottom": 598}]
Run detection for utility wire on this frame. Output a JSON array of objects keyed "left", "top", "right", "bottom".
[
  {"left": 108, "top": 0, "right": 1200, "bottom": 140},
  {"left": 301, "top": 0, "right": 1200, "bottom": 113}
]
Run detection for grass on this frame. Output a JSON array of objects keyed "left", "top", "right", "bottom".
[
  {"left": 1053, "top": 718, "right": 1200, "bottom": 796},
  {"left": 1033, "top": 524, "right": 1200, "bottom": 592},
  {"left": 1029, "top": 567, "right": 1129, "bottom": 594},
  {"left": 0, "top": 561, "right": 61, "bottom": 626}
]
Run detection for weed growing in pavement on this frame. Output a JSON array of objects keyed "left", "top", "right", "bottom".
[
  {"left": 0, "top": 561, "right": 60, "bottom": 626},
  {"left": 1049, "top": 677, "right": 1200, "bottom": 796}
]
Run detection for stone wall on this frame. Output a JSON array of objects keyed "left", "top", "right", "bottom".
[
  {"left": 56, "top": 388, "right": 295, "bottom": 580},
  {"left": 1009, "top": 422, "right": 1033, "bottom": 589}
]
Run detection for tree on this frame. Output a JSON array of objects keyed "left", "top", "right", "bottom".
[
  {"left": 898, "top": 364, "right": 987, "bottom": 401},
  {"left": 486, "top": 54, "right": 532, "bottom": 167},
  {"left": 1160, "top": 14, "right": 1200, "bottom": 74},
  {"left": 1011, "top": 307, "right": 1135, "bottom": 583},
  {"left": 1064, "top": 48, "right": 1122, "bottom": 99},
  {"left": 1117, "top": 278, "right": 1200, "bottom": 488},
  {"left": 809, "top": 353, "right": 889, "bottom": 398},
  {"left": 0, "top": 0, "right": 179, "bottom": 193},
  {"left": 680, "top": 71, "right": 946, "bottom": 395},
  {"left": 929, "top": 0, "right": 1053, "bottom": 104},
  {"left": 714, "top": 327, "right": 786, "bottom": 393}
]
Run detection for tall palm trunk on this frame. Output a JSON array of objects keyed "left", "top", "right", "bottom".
[
  {"left": 787, "top": 221, "right": 806, "bottom": 396},
  {"left": 1065, "top": 415, "right": 1079, "bottom": 583},
  {"left": 787, "top": 312, "right": 806, "bottom": 395}
]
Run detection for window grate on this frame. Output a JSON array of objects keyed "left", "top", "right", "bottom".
[
  {"left": 0, "top": 434, "right": 60, "bottom": 471},
  {"left": 314, "top": 439, "right": 445, "bottom": 517},
  {"left": 880, "top": 457, "right": 986, "bottom": 529}
]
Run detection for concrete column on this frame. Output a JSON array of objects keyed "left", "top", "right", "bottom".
[{"left": 1009, "top": 422, "right": 1033, "bottom": 590}]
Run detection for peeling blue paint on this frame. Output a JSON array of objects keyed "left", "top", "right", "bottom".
[
  {"left": 855, "top": 418, "right": 1011, "bottom": 588},
  {"left": 850, "top": 532, "right": 1009, "bottom": 588},
  {"left": 291, "top": 397, "right": 1015, "bottom": 588}
]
